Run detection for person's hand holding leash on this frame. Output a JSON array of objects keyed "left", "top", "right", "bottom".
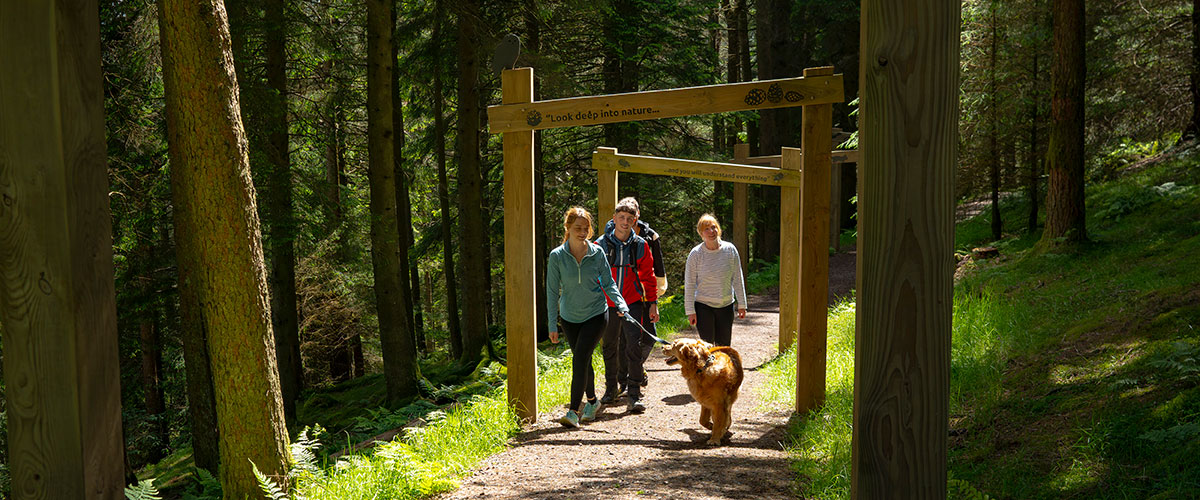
[
  {"left": 549, "top": 331, "right": 560, "bottom": 343},
  {"left": 687, "top": 313, "right": 697, "bottom": 326},
  {"left": 649, "top": 303, "right": 659, "bottom": 323},
  {"left": 737, "top": 308, "right": 746, "bottom": 319}
]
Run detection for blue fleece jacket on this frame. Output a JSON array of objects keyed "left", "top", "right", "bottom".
[{"left": 547, "top": 240, "right": 628, "bottom": 332}]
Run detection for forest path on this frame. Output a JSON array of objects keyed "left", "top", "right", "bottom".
[{"left": 437, "top": 249, "right": 856, "bottom": 500}]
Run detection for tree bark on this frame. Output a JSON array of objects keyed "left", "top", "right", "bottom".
[
  {"left": 367, "top": 0, "right": 419, "bottom": 403},
  {"left": 1027, "top": 40, "right": 1041, "bottom": 233},
  {"left": 524, "top": 0, "right": 550, "bottom": 343},
  {"left": 227, "top": 0, "right": 302, "bottom": 422},
  {"left": 157, "top": 0, "right": 291, "bottom": 495},
  {"left": 456, "top": 0, "right": 489, "bottom": 364},
  {"left": 434, "top": 0, "right": 463, "bottom": 356},
  {"left": 263, "top": 0, "right": 303, "bottom": 425},
  {"left": 1184, "top": 0, "right": 1200, "bottom": 141},
  {"left": 392, "top": 3, "right": 421, "bottom": 359},
  {"left": 989, "top": 0, "right": 1002, "bottom": 241},
  {"left": 1041, "top": 0, "right": 1087, "bottom": 245},
  {"left": 139, "top": 320, "right": 168, "bottom": 463}
]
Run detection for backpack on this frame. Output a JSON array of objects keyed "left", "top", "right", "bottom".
[{"left": 600, "top": 232, "right": 648, "bottom": 299}]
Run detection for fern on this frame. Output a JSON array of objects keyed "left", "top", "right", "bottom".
[
  {"left": 251, "top": 460, "right": 289, "bottom": 500},
  {"left": 290, "top": 425, "right": 325, "bottom": 478},
  {"left": 180, "top": 467, "right": 222, "bottom": 500},
  {"left": 948, "top": 473, "right": 993, "bottom": 500},
  {"left": 124, "top": 478, "right": 161, "bottom": 500}
]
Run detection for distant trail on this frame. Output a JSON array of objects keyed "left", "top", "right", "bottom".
[{"left": 436, "top": 249, "right": 857, "bottom": 500}]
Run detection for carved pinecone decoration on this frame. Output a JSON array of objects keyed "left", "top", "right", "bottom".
[
  {"left": 526, "top": 110, "right": 542, "bottom": 126},
  {"left": 785, "top": 91, "right": 803, "bottom": 102},
  {"left": 767, "top": 83, "right": 783, "bottom": 103},
  {"left": 744, "top": 88, "right": 766, "bottom": 106}
]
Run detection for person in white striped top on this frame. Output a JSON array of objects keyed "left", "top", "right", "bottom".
[{"left": 684, "top": 214, "right": 747, "bottom": 346}]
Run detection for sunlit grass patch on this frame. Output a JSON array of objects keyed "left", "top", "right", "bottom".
[{"left": 291, "top": 390, "right": 520, "bottom": 499}]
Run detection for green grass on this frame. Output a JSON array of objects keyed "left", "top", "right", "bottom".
[{"left": 762, "top": 147, "right": 1200, "bottom": 498}]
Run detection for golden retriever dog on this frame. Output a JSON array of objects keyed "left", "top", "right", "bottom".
[{"left": 662, "top": 338, "right": 743, "bottom": 445}]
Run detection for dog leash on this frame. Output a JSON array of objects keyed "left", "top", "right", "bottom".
[{"left": 596, "top": 276, "right": 671, "bottom": 345}]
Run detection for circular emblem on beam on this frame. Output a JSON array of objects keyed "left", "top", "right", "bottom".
[{"left": 526, "top": 110, "right": 542, "bottom": 127}]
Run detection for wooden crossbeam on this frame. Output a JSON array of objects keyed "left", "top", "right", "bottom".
[
  {"left": 591, "top": 148, "right": 801, "bottom": 187},
  {"left": 489, "top": 73, "right": 844, "bottom": 133},
  {"left": 736, "top": 149, "right": 860, "bottom": 167}
]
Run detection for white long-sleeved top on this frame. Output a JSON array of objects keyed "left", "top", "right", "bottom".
[{"left": 683, "top": 239, "right": 747, "bottom": 315}]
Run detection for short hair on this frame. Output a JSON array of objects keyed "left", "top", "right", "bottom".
[
  {"left": 614, "top": 198, "right": 639, "bottom": 217},
  {"left": 696, "top": 214, "right": 722, "bottom": 237},
  {"left": 617, "top": 197, "right": 640, "bottom": 212},
  {"left": 562, "top": 206, "right": 594, "bottom": 243}
]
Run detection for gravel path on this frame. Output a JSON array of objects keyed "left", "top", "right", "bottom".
[{"left": 437, "top": 249, "right": 856, "bottom": 500}]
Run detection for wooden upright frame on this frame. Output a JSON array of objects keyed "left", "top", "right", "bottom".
[
  {"left": 491, "top": 67, "right": 844, "bottom": 421},
  {"left": 0, "top": 1, "right": 125, "bottom": 496}
]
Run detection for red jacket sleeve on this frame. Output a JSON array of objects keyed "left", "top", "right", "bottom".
[{"left": 637, "top": 241, "right": 657, "bottom": 302}]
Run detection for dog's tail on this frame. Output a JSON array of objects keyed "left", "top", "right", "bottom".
[{"left": 708, "top": 346, "right": 744, "bottom": 388}]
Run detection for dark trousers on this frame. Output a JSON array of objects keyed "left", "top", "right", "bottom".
[
  {"left": 602, "top": 301, "right": 652, "bottom": 400},
  {"left": 695, "top": 301, "right": 734, "bottom": 346},
  {"left": 561, "top": 312, "right": 606, "bottom": 411}
]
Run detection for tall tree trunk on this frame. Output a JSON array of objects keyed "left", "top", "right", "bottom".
[
  {"left": 392, "top": 4, "right": 420, "bottom": 358},
  {"left": 754, "top": 0, "right": 791, "bottom": 262},
  {"left": 227, "top": 0, "right": 302, "bottom": 421},
  {"left": 989, "top": 0, "right": 1002, "bottom": 241},
  {"left": 725, "top": 0, "right": 741, "bottom": 153},
  {"left": 524, "top": 0, "right": 550, "bottom": 343},
  {"left": 456, "top": 0, "right": 489, "bottom": 364},
  {"left": 434, "top": 0, "right": 463, "bottom": 356},
  {"left": 157, "top": 0, "right": 291, "bottom": 495},
  {"left": 738, "top": 0, "right": 756, "bottom": 154},
  {"left": 139, "top": 319, "right": 167, "bottom": 463},
  {"left": 602, "top": 0, "right": 640, "bottom": 157},
  {"left": 711, "top": 7, "right": 723, "bottom": 154},
  {"left": 263, "top": 0, "right": 303, "bottom": 425},
  {"left": 367, "top": 0, "right": 419, "bottom": 403},
  {"left": 1041, "top": 0, "right": 1087, "bottom": 245},
  {"left": 1027, "top": 42, "right": 1041, "bottom": 233},
  {"left": 1184, "top": 0, "right": 1200, "bottom": 142}
]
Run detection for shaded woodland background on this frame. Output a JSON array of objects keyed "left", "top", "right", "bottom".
[{"left": 0, "top": 0, "right": 1195, "bottom": 487}]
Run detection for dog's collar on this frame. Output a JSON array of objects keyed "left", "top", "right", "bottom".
[{"left": 696, "top": 354, "right": 716, "bottom": 374}]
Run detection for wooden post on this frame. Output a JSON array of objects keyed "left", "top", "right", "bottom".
[
  {"left": 732, "top": 144, "right": 750, "bottom": 276},
  {"left": 596, "top": 147, "right": 619, "bottom": 220},
  {"left": 778, "top": 149, "right": 801, "bottom": 352},
  {"left": 830, "top": 163, "right": 842, "bottom": 251},
  {"left": 502, "top": 67, "right": 537, "bottom": 422},
  {"left": 852, "top": 1, "right": 956, "bottom": 497},
  {"left": 796, "top": 67, "right": 834, "bottom": 413},
  {"left": 0, "top": 0, "right": 124, "bottom": 496}
]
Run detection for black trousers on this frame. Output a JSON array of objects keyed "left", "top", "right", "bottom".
[
  {"left": 560, "top": 312, "right": 606, "bottom": 411},
  {"left": 695, "top": 301, "right": 734, "bottom": 346},
  {"left": 602, "top": 301, "right": 652, "bottom": 400}
]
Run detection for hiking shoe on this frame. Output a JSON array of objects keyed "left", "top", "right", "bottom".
[
  {"left": 581, "top": 399, "right": 600, "bottom": 422},
  {"left": 558, "top": 410, "right": 580, "bottom": 428},
  {"left": 600, "top": 385, "right": 625, "bottom": 404},
  {"left": 628, "top": 399, "right": 646, "bottom": 414}
]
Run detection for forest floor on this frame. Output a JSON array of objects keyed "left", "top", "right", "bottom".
[{"left": 436, "top": 249, "right": 856, "bottom": 500}]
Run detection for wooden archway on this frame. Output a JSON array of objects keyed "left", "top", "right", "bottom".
[{"left": 488, "top": 66, "right": 844, "bottom": 421}]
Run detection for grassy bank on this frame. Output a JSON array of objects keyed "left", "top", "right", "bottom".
[{"left": 759, "top": 146, "right": 1200, "bottom": 498}]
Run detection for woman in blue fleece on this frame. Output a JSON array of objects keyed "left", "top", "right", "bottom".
[{"left": 547, "top": 207, "right": 629, "bottom": 428}]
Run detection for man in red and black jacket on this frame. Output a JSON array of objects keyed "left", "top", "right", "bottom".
[{"left": 596, "top": 199, "right": 658, "bottom": 413}]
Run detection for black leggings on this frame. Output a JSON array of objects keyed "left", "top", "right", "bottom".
[
  {"left": 695, "top": 302, "right": 734, "bottom": 346},
  {"left": 560, "top": 312, "right": 606, "bottom": 411}
]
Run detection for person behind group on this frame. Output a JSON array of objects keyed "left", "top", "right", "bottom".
[
  {"left": 684, "top": 214, "right": 747, "bottom": 346},
  {"left": 547, "top": 207, "right": 629, "bottom": 428},
  {"left": 603, "top": 197, "right": 666, "bottom": 389},
  {"left": 596, "top": 199, "right": 658, "bottom": 413}
]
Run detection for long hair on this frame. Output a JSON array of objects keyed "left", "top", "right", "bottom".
[{"left": 562, "top": 206, "right": 595, "bottom": 243}]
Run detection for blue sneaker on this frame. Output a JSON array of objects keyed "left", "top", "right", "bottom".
[
  {"left": 581, "top": 400, "right": 600, "bottom": 422},
  {"left": 558, "top": 410, "right": 580, "bottom": 428}
]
